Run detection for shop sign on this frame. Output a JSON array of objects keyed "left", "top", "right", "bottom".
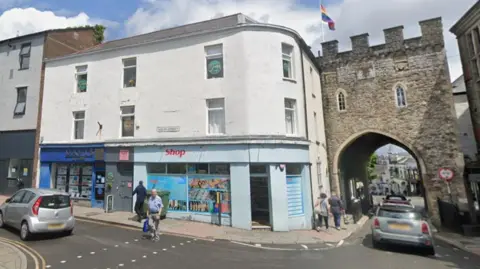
[
  {"left": 119, "top": 150, "right": 129, "bottom": 161},
  {"left": 65, "top": 148, "right": 95, "bottom": 159},
  {"left": 165, "top": 149, "right": 186, "bottom": 157}
]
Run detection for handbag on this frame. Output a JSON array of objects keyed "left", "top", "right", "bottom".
[{"left": 143, "top": 218, "right": 149, "bottom": 233}]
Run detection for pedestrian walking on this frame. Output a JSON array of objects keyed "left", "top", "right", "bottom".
[
  {"left": 314, "top": 193, "right": 330, "bottom": 231},
  {"left": 147, "top": 189, "right": 163, "bottom": 241},
  {"left": 328, "top": 191, "right": 344, "bottom": 230},
  {"left": 132, "top": 181, "right": 147, "bottom": 222}
]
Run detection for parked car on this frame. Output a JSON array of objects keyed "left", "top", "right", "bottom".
[
  {"left": 380, "top": 194, "right": 412, "bottom": 207},
  {"left": 371, "top": 204, "right": 435, "bottom": 256},
  {"left": 0, "top": 188, "right": 75, "bottom": 240}
]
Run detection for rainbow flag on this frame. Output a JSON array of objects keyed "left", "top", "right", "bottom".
[{"left": 321, "top": 5, "right": 335, "bottom": 31}]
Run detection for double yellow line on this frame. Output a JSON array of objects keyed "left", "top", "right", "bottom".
[{"left": 0, "top": 236, "right": 46, "bottom": 269}]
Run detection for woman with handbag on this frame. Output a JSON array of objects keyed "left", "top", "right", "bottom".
[{"left": 314, "top": 193, "right": 330, "bottom": 231}]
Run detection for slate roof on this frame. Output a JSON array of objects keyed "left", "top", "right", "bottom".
[{"left": 452, "top": 75, "right": 466, "bottom": 94}]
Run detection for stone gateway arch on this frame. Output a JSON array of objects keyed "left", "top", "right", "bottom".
[{"left": 318, "top": 17, "right": 468, "bottom": 226}]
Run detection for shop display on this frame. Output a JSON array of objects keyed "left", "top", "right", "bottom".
[
  {"left": 188, "top": 176, "right": 230, "bottom": 214},
  {"left": 54, "top": 164, "right": 94, "bottom": 199},
  {"left": 147, "top": 175, "right": 188, "bottom": 211},
  {"left": 286, "top": 176, "right": 303, "bottom": 216}
]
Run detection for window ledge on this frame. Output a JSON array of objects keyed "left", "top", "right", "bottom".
[
  {"left": 18, "top": 68, "right": 29, "bottom": 71},
  {"left": 206, "top": 133, "right": 226, "bottom": 136},
  {"left": 283, "top": 78, "right": 297, "bottom": 83},
  {"left": 338, "top": 110, "right": 347, "bottom": 113},
  {"left": 13, "top": 113, "right": 25, "bottom": 116}
]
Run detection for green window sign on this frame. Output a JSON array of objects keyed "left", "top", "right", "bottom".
[
  {"left": 207, "top": 58, "right": 223, "bottom": 79},
  {"left": 78, "top": 79, "right": 87, "bottom": 92}
]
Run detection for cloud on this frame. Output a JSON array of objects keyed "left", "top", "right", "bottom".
[
  {"left": 125, "top": 0, "right": 477, "bottom": 82},
  {"left": 0, "top": 7, "right": 119, "bottom": 41}
]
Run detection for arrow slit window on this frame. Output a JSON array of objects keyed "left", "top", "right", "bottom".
[
  {"left": 75, "top": 65, "right": 88, "bottom": 93},
  {"left": 205, "top": 44, "right": 223, "bottom": 79},
  {"left": 395, "top": 84, "right": 407, "bottom": 108}
]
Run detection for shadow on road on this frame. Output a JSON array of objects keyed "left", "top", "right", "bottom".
[
  {"left": 2, "top": 225, "right": 68, "bottom": 241},
  {"left": 361, "top": 233, "right": 434, "bottom": 258}
]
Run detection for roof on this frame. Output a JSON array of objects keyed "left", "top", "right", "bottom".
[
  {"left": 45, "top": 13, "right": 321, "bottom": 72},
  {"left": 450, "top": 1, "right": 480, "bottom": 35},
  {"left": 452, "top": 75, "right": 466, "bottom": 94},
  {"left": 0, "top": 26, "right": 94, "bottom": 45}
]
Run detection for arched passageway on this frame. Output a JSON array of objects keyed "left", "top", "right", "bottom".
[{"left": 333, "top": 131, "right": 428, "bottom": 215}]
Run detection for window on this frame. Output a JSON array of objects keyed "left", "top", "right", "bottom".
[
  {"left": 337, "top": 92, "right": 346, "bottom": 111},
  {"left": 19, "top": 43, "right": 31, "bottom": 70},
  {"left": 121, "top": 106, "right": 135, "bottom": 137},
  {"left": 206, "top": 98, "right": 225, "bottom": 134},
  {"left": 75, "top": 65, "right": 88, "bottom": 92},
  {"left": 166, "top": 163, "right": 186, "bottom": 174},
  {"left": 21, "top": 191, "right": 36, "bottom": 204},
  {"left": 73, "top": 111, "right": 85, "bottom": 140},
  {"left": 205, "top": 44, "right": 223, "bottom": 79},
  {"left": 123, "top": 58, "right": 137, "bottom": 88},
  {"left": 147, "top": 163, "right": 166, "bottom": 174},
  {"left": 282, "top": 43, "right": 294, "bottom": 78},
  {"left": 14, "top": 87, "right": 27, "bottom": 115},
  {"left": 284, "top": 98, "right": 297, "bottom": 135},
  {"left": 473, "top": 59, "right": 479, "bottom": 77},
  {"left": 10, "top": 190, "right": 26, "bottom": 203},
  {"left": 395, "top": 85, "right": 407, "bottom": 107}
]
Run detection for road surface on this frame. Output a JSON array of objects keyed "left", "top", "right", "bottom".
[{"left": 0, "top": 219, "right": 478, "bottom": 269}]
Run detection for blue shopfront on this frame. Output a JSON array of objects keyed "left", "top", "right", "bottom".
[
  {"left": 133, "top": 143, "right": 313, "bottom": 231},
  {"left": 39, "top": 144, "right": 106, "bottom": 208}
]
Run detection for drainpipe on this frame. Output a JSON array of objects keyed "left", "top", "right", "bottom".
[{"left": 300, "top": 49, "right": 316, "bottom": 228}]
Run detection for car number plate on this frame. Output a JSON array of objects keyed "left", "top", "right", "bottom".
[
  {"left": 389, "top": 224, "right": 411, "bottom": 230},
  {"left": 48, "top": 223, "right": 65, "bottom": 229}
]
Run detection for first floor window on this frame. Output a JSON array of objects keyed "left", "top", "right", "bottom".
[
  {"left": 395, "top": 85, "right": 407, "bottom": 107},
  {"left": 73, "top": 111, "right": 85, "bottom": 139},
  {"left": 285, "top": 98, "right": 297, "bottom": 134},
  {"left": 207, "top": 98, "right": 225, "bottom": 134},
  {"left": 121, "top": 106, "right": 135, "bottom": 137},
  {"left": 14, "top": 87, "right": 27, "bottom": 115}
]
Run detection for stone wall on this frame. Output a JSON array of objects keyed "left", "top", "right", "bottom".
[{"left": 318, "top": 17, "right": 468, "bottom": 225}]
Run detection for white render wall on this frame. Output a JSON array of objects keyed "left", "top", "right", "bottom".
[
  {"left": 454, "top": 93, "right": 478, "bottom": 160},
  {"left": 41, "top": 28, "right": 323, "bottom": 144},
  {"left": 0, "top": 34, "right": 44, "bottom": 131}
]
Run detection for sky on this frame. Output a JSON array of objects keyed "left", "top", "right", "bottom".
[{"left": 0, "top": 0, "right": 474, "bottom": 156}]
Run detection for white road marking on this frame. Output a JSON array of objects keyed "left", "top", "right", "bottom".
[
  {"left": 134, "top": 239, "right": 139, "bottom": 242},
  {"left": 180, "top": 243, "right": 184, "bottom": 245},
  {"left": 115, "top": 245, "right": 119, "bottom": 247},
  {"left": 172, "top": 246, "right": 176, "bottom": 248},
  {"left": 187, "top": 241, "right": 191, "bottom": 243},
  {"left": 435, "top": 254, "right": 442, "bottom": 258},
  {"left": 301, "top": 245, "right": 308, "bottom": 250},
  {"left": 46, "top": 266, "right": 51, "bottom": 268},
  {"left": 153, "top": 252, "right": 157, "bottom": 254},
  {"left": 445, "top": 254, "right": 450, "bottom": 257},
  {"left": 464, "top": 256, "right": 470, "bottom": 260},
  {"left": 162, "top": 248, "right": 167, "bottom": 251},
  {"left": 60, "top": 261, "right": 66, "bottom": 264},
  {"left": 77, "top": 256, "right": 82, "bottom": 258},
  {"left": 143, "top": 255, "right": 147, "bottom": 258},
  {"left": 131, "top": 260, "right": 136, "bottom": 262},
  {"left": 90, "top": 252, "right": 95, "bottom": 255},
  {"left": 254, "top": 243, "right": 262, "bottom": 247},
  {"left": 194, "top": 239, "right": 197, "bottom": 241},
  {"left": 118, "top": 264, "right": 124, "bottom": 267},
  {"left": 125, "top": 242, "right": 129, "bottom": 244},
  {"left": 336, "top": 240, "right": 344, "bottom": 247},
  {"left": 314, "top": 248, "right": 320, "bottom": 251},
  {"left": 103, "top": 248, "right": 107, "bottom": 251},
  {"left": 326, "top": 243, "right": 334, "bottom": 247}
]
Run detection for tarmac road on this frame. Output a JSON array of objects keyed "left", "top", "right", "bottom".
[{"left": 0, "top": 218, "right": 479, "bottom": 269}]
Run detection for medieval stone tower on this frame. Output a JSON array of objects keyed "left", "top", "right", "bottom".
[{"left": 318, "top": 17, "right": 468, "bottom": 225}]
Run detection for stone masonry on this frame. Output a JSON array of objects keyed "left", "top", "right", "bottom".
[{"left": 318, "top": 17, "right": 468, "bottom": 225}]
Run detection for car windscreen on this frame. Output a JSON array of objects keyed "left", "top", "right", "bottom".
[
  {"left": 378, "top": 208, "right": 422, "bottom": 220},
  {"left": 39, "top": 195, "right": 70, "bottom": 209}
]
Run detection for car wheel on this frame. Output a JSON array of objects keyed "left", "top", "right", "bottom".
[
  {"left": 20, "top": 221, "right": 31, "bottom": 241},
  {"left": 423, "top": 247, "right": 435, "bottom": 256},
  {"left": 0, "top": 212, "right": 4, "bottom": 228},
  {"left": 64, "top": 229, "right": 74, "bottom": 236}
]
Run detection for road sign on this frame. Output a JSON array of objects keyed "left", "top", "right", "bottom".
[{"left": 438, "top": 168, "right": 454, "bottom": 182}]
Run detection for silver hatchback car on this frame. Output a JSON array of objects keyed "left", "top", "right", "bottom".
[
  {"left": 0, "top": 188, "right": 75, "bottom": 241},
  {"left": 371, "top": 204, "right": 435, "bottom": 256}
]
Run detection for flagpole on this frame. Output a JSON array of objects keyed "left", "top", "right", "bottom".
[{"left": 320, "top": 0, "right": 325, "bottom": 42}]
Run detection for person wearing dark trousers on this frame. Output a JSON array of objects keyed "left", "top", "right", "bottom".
[
  {"left": 314, "top": 193, "right": 330, "bottom": 231},
  {"left": 329, "top": 191, "right": 344, "bottom": 230},
  {"left": 132, "top": 181, "right": 147, "bottom": 222}
]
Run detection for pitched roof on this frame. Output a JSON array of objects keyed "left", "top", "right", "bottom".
[{"left": 0, "top": 26, "right": 94, "bottom": 45}]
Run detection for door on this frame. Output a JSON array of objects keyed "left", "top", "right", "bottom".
[
  {"left": 18, "top": 159, "right": 33, "bottom": 189},
  {"left": 112, "top": 163, "right": 134, "bottom": 212},
  {"left": 0, "top": 160, "right": 8, "bottom": 194},
  {"left": 4, "top": 190, "right": 26, "bottom": 228},
  {"left": 39, "top": 163, "right": 51, "bottom": 189}
]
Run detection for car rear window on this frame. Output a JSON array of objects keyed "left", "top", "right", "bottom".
[
  {"left": 386, "top": 196, "right": 405, "bottom": 201},
  {"left": 39, "top": 195, "right": 70, "bottom": 209},
  {"left": 378, "top": 208, "right": 422, "bottom": 220}
]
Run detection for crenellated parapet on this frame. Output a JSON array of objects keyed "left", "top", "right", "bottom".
[{"left": 318, "top": 17, "right": 445, "bottom": 64}]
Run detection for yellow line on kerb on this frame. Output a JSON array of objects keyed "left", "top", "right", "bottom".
[{"left": 0, "top": 236, "right": 46, "bottom": 269}]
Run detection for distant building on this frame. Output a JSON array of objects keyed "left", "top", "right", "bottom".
[{"left": 452, "top": 75, "right": 477, "bottom": 162}]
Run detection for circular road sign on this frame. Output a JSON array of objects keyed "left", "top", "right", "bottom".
[{"left": 438, "top": 168, "right": 454, "bottom": 182}]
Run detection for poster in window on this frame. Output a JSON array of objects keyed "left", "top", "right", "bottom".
[
  {"left": 123, "top": 118, "right": 134, "bottom": 131},
  {"left": 82, "top": 165, "right": 93, "bottom": 175},
  {"left": 57, "top": 165, "right": 68, "bottom": 175},
  {"left": 206, "top": 58, "right": 223, "bottom": 78},
  {"left": 286, "top": 176, "right": 304, "bottom": 216},
  {"left": 70, "top": 165, "right": 81, "bottom": 175},
  {"left": 188, "top": 175, "right": 230, "bottom": 214},
  {"left": 147, "top": 175, "right": 188, "bottom": 211}
]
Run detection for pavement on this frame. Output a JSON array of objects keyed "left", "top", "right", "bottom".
[
  {"left": 72, "top": 205, "right": 368, "bottom": 246},
  {"left": 0, "top": 216, "right": 479, "bottom": 268}
]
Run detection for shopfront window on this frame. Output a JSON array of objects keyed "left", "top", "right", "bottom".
[
  {"left": 55, "top": 164, "right": 93, "bottom": 200},
  {"left": 146, "top": 163, "right": 231, "bottom": 215},
  {"left": 286, "top": 164, "right": 304, "bottom": 216},
  {"left": 7, "top": 159, "right": 32, "bottom": 179}
]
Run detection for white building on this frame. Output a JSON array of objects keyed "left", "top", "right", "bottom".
[
  {"left": 37, "top": 14, "right": 328, "bottom": 231},
  {"left": 453, "top": 75, "right": 478, "bottom": 162}
]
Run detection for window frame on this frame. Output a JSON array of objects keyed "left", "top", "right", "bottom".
[
  {"left": 206, "top": 98, "right": 226, "bottom": 135},
  {"left": 205, "top": 44, "right": 224, "bottom": 79},
  {"left": 394, "top": 83, "right": 408, "bottom": 108},
  {"left": 73, "top": 111, "right": 85, "bottom": 140},
  {"left": 19, "top": 43, "right": 31, "bottom": 70},
  {"left": 284, "top": 98, "right": 297, "bottom": 135},
  {"left": 14, "top": 87, "right": 27, "bottom": 116},
  {"left": 120, "top": 106, "right": 135, "bottom": 137},
  {"left": 337, "top": 91, "right": 347, "bottom": 112},
  {"left": 122, "top": 57, "right": 137, "bottom": 88},
  {"left": 75, "top": 65, "right": 88, "bottom": 93},
  {"left": 281, "top": 43, "right": 294, "bottom": 79}
]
